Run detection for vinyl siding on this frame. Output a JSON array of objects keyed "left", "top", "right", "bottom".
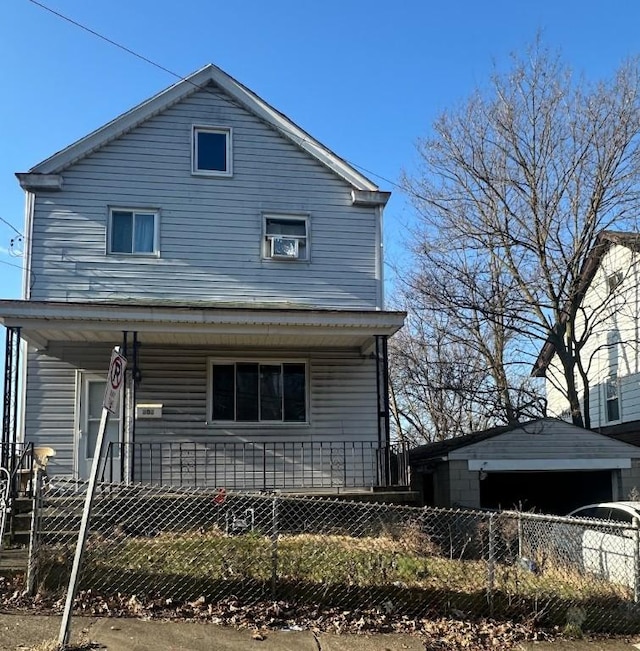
[
  {"left": 546, "top": 244, "right": 640, "bottom": 427},
  {"left": 24, "top": 342, "right": 379, "bottom": 486},
  {"left": 27, "top": 84, "right": 381, "bottom": 308}
]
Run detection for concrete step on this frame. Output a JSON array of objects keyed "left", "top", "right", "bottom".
[{"left": 0, "top": 547, "right": 28, "bottom": 573}]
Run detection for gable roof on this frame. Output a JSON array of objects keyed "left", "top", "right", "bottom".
[
  {"left": 21, "top": 64, "right": 380, "bottom": 193},
  {"left": 409, "top": 420, "right": 529, "bottom": 465},
  {"left": 409, "top": 417, "right": 640, "bottom": 467},
  {"left": 532, "top": 230, "right": 640, "bottom": 377}
]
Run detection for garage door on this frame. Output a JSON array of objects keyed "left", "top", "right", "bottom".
[{"left": 479, "top": 470, "right": 613, "bottom": 514}]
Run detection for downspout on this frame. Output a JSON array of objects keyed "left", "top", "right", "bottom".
[{"left": 21, "top": 191, "right": 35, "bottom": 301}]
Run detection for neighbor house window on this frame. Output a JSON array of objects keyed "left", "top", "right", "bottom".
[
  {"left": 109, "top": 209, "right": 158, "bottom": 255},
  {"left": 607, "top": 271, "right": 623, "bottom": 294},
  {"left": 605, "top": 374, "right": 620, "bottom": 422},
  {"left": 210, "top": 361, "right": 307, "bottom": 423},
  {"left": 263, "top": 215, "right": 308, "bottom": 260},
  {"left": 192, "top": 126, "right": 232, "bottom": 176}
]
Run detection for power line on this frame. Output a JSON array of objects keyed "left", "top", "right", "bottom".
[
  {"left": 25, "top": 0, "right": 406, "bottom": 194},
  {"left": 26, "top": 0, "right": 185, "bottom": 82},
  {"left": 0, "top": 258, "right": 24, "bottom": 272},
  {"left": 0, "top": 217, "right": 23, "bottom": 238}
]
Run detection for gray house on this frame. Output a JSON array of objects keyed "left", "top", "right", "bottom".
[
  {"left": 409, "top": 418, "right": 640, "bottom": 514},
  {"left": 0, "top": 64, "right": 405, "bottom": 493}
]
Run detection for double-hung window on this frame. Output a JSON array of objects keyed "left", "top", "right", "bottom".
[
  {"left": 192, "top": 126, "right": 232, "bottom": 176},
  {"left": 109, "top": 209, "right": 158, "bottom": 255},
  {"left": 210, "top": 361, "right": 307, "bottom": 423},
  {"left": 263, "top": 215, "right": 308, "bottom": 261},
  {"left": 605, "top": 374, "right": 620, "bottom": 422}
]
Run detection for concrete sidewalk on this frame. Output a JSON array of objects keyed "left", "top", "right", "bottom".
[{"left": 2, "top": 613, "right": 640, "bottom": 650}]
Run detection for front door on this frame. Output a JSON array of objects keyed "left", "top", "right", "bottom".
[{"left": 76, "top": 374, "right": 121, "bottom": 480}]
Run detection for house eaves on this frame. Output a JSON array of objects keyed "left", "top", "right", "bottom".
[
  {"left": 17, "top": 64, "right": 380, "bottom": 194},
  {"left": 532, "top": 230, "right": 640, "bottom": 378},
  {"left": 0, "top": 299, "right": 405, "bottom": 352}
]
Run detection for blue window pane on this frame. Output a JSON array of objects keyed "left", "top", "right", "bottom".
[
  {"left": 197, "top": 131, "right": 227, "bottom": 172},
  {"left": 111, "top": 211, "right": 133, "bottom": 253},
  {"left": 134, "top": 213, "right": 155, "bottom": 253}
]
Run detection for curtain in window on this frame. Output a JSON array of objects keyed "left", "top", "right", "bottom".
[{"left": 134, "top": 213, "right": 155, "bottom": 253}]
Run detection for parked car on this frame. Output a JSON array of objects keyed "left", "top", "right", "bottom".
[{"left": 564, "top": 502, "right": 640, "bottom": 589}]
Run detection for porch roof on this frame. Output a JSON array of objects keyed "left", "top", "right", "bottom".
[{"left": 0, "top": 300, "right": 405, "bottom": 352}]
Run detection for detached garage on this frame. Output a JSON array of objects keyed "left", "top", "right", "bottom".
[{"left": 409, "top": 418, "right": 640, "bottom": 514}]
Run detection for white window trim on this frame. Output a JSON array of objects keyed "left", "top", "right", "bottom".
[
  {"left": 192, "top": 125, "right": 233, "bottom": 177},
  {"left": 262, "top": 213, "right": 310, "bottom": 262},
  {"left": 207, "top": 358, "right": 309, "bottom": 427},
  {"left": 107, "top": 207, "right": 160, "bottom": 257}
]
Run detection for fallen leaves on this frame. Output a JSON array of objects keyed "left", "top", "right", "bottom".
[{"left": 0, "top": 575, "right": 558, "bottom": 649}]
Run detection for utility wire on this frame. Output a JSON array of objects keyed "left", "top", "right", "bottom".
[
  {"left": 25, "top": 0, "right": 406, "bottom": 194},
  {"left": 0, "top": 217, "right": 23, "bottom": 238},
  {"left": 26, "top": 0, "right": 185, "bottom": 81},
  {"left": 0, "top": 259, "right": 24, "bottom": 272}
]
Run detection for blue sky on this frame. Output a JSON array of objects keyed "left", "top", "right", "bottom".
[{"left": 1, "top": 0, "right": 640, "bottom": 301}]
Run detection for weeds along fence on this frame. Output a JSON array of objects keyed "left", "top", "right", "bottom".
[{"left": 27, "top": 479, "right": 640, "bottom": 633}]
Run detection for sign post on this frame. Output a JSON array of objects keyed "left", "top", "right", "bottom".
[{"left": 59, "top": 347, "right": 127, "bottom": 648}]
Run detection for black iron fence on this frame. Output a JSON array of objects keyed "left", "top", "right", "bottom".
[{"left": 102, "top": 440, "right": 409, "bottom": 491}]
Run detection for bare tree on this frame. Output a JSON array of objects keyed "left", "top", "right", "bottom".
[{"left": 401, "top": 41, "right": 640, "bottom": 429}]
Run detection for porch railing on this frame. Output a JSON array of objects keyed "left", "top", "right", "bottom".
[
  {"left": 0, "top": 442, "right": 34, "bottom": 499},
  {"left": 101, "top": 440, "right": 409, "bottom": 491}
]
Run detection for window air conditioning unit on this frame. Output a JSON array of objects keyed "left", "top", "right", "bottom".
[{"left": 269, "top": 236, "right": 299, "bottom": 259}]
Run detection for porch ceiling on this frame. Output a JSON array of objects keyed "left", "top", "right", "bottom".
[{"left": 0, "top": 299, "right": 406, "bottom": 352}]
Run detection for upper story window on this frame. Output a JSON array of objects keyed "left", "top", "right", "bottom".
[
  {"left": 209, "top": 360, "right": 307, "bottom": 424},
  {"left": 263, "top": 215, "right": 308, "bottom": 261},
  {"left": 192, "top": 126, "right": 232, "bottom": 176},
  {"left": 607, "top": 270, "right": 623, "bottom": 294},
  {"left": 109, "top": 209, "right": 159, "bottom": 255},
  {"left": 605, "top": 374, "right": 620, "bottom": 422}
]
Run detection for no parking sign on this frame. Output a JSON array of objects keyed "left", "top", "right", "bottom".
[{"left": 103, "top": 347, "right": 127, "bottom": 414}]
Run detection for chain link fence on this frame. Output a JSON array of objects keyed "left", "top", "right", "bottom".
[{"left": 25, "top": 479, "right": 640, "bottom": 633}]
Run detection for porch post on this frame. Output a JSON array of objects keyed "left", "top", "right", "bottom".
[
  {"left": 375, "top": 335, "right": 391, "bottom": 486},
  {"left": 121, "top": 331, "right": 130, "bottom": 483},
  {"left": 2, "top": 327, "right": 21, "bottom": 469},
  {"left": 131, "top": 331, "right": 139, "bottom": 482}
]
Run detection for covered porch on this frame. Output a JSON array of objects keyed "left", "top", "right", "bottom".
[{"left": 0, "top": 300, "right": 408, "bottom": 495}]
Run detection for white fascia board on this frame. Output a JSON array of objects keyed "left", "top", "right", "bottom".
[
  {"left": 0, "top": 300, "right": 406, "bottom": 334},
  {"left": 352, "top": 190, "right": 391, "bottom": 206},
  {"left": 25, "top": 64, "right": 379, "bottom": 192},
  {"left": 15, "top": 174, "right": 63, "bottom": 191},
  {"left": 203, "top": 66, "right": 378, "bottom": 191},
  {"left": 468, "top": 459, "right": 632, "bottom": 471},
  {"left": 28, "top": 65, "right": 213, "bottom": 175}
]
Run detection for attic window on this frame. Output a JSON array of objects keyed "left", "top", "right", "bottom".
[{"left": 192, "top": 126, "right": 232, "bottom": 176}]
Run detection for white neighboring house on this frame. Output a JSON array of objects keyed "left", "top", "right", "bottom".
[
  {"left": 0, "top": 64, "right": 405, "bottom": 492},
  {"left": 534, "top": 231, "right": 640, "bottom": 439}
]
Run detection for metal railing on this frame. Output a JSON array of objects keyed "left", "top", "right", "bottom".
[
  {"left": 26, "top": 480, "right": 640, "bottom": 634},
  {"left": 0, "top": 442, "right": 34, "bottom": 499},
  {"left": 101, "top": 440, "right": 409, "bottom": 491}
]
